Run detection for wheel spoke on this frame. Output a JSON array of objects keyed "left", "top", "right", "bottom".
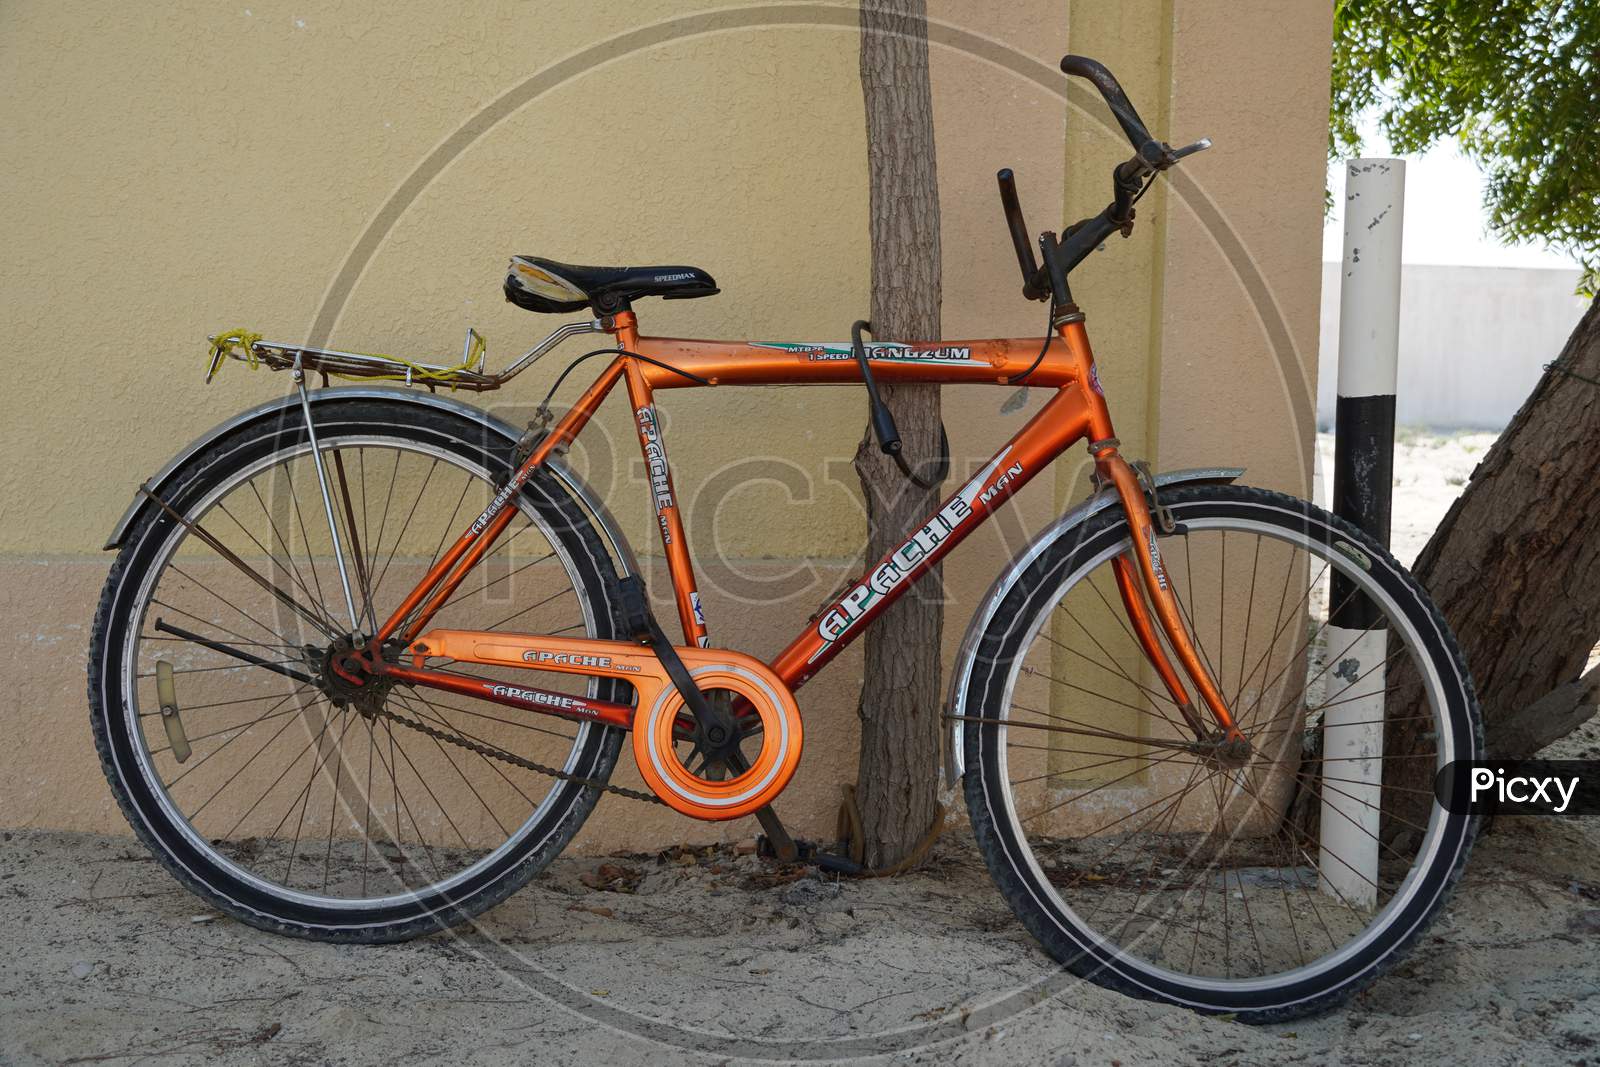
[
  {"left": 219, "top": 496, "right": 345, "bottom": 638},
  {"left": 975, "top": 496, "right": 1466, "bottom": 994},
  {"left": 113, "top": 431, "right": 602, "bottom": 912}
]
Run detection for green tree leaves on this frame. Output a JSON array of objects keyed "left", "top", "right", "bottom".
[{"left": 1332, "top": 0, "right": 1600, "bottom": 292}]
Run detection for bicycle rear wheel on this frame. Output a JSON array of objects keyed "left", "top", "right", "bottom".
[
  {"left": 961, "top": 484, "right": 1480, "bottom": 1021},
  {"left": 89, "top": 398, "right": 627, "bottom": 941}
]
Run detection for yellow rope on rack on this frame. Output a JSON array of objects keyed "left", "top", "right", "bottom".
[
  {"left": 206, "top": 328, "right": 263, "bottom": 377},
  {"left": 205, "top": 327, "right": 488, "bottom": 389}
]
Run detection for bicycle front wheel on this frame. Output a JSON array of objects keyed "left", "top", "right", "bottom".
[{"left": 961, "top": 484, "right": 1480, "bottom": 1021}]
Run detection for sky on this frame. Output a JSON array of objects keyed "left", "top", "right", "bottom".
[{"left": 1322, "top": 122, "right": 1576, "bottom": 270}]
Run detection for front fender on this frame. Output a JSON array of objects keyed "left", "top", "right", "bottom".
[
  {"left": 102, "top": 385, "right": 640, "bottom": 579},
  {"left": 943, "top": 466, "right": 1245, "bottom": 788}
]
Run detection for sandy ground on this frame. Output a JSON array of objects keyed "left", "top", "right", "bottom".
[
  {"left": 4, "top": 432, "right": 1597, "bottom": 1065},
  {"left": 3, "top": 786, "right": 1599, "bottom": 1067}
]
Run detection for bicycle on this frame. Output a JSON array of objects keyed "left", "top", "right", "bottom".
[{"left": 90, "top": 56, "right": 1479, "bottom": 1022}]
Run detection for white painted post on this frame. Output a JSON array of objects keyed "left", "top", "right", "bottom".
[{"left": 1321, "top": 159, "right": 1405, "bottom": 909}]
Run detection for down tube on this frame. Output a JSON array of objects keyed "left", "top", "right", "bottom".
[{"left": 770, "top": 383, "right": 1095, "bottom": 689}]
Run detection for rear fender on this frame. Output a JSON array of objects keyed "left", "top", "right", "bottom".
[{"left": 102, "top": 386, "right": 639, "bottom": 579}]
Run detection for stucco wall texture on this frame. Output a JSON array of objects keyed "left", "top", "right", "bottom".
[{"left": 0, "top": 1, "right": 1331, "bottom": 846}]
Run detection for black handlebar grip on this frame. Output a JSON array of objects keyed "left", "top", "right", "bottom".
[
  {"left": 1060, "top": 54, "right": 1159, "bottom": 157},
  {"left": 996, "top": 169, "right": 1045, "bottom": 300}
]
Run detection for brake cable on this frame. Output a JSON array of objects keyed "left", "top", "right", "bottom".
[
  {"left": 1006, "top": 304, "right": 1059, "bottom": 385},
  {"left": 850, "top": 320, "right": 950, "bottom": 490},
  {"left": 1112, "top": 171, "right": 1159, "bottom": 234},
  {"left": 533, "top": 347, "right": 711, "bottom": 425},
  {"left": 1006, "top": 170, "right": 1158, "bottom": 389}
]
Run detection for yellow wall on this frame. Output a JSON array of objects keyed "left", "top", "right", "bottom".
[
  {"left": 0, "top": 0, "right": 874, "bottom": 558},
  {"left": 0, "top": 1, "right": 1330, "bottom": 844}
]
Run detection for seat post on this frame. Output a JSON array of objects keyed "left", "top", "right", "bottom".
[{"left": 605, "top": 308, "right": 638, "bottom": 340}]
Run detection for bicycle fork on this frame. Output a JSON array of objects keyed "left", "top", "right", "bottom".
[{"left": 1092, "top": 443, "right": 1249, "bottom": 757}]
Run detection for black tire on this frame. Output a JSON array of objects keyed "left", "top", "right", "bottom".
[
  {"left": 89, "top": 398, "right": 628, "bottom": 942},
  {"left": 961, "top": 484, "right": 1481, "bottom": 1021}
]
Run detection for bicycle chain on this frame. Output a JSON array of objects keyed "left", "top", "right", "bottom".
[{"left": 368, "top": 701, "right": 665, "bottom": 806}]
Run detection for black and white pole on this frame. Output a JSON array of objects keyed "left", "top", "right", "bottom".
[{"left": 1322, "top": 158, "right": 1404, "bottom": 909}]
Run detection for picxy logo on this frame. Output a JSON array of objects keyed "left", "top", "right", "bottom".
[
  {"left": 1470, "top": 766, "right": 1578, "bottom": 812},
  {"left": 1436, "top": 759, "right": 1596, "bottom": 817}
]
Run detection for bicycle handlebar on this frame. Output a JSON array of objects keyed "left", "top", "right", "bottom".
[
  {"left": 1060, "top": 55, "right": 1162, "bottom": 161},
  {"left": 1063, "top": 54, "right": 1213, "bottom": 176},
  {"left": 993, "top": 55, "right": 1213, "bottom": 305},
  {"left": 996, "top": 169, "right": 1048, "bottom": 302}
]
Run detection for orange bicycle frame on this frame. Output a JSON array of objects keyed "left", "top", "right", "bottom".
[{"left": 366, "top": 309, "right": 1241, "bottom": 745}]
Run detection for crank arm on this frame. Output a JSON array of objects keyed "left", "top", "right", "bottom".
[
  {"left": 152, "top": 618, "right": 319, "bottom": 687},
  {"left": 638, "top": 607, "right": 739, "bottom": 751},
  {"left": 751, "top": 805, "right": 799, "bottom": 862},
  {"left": 718, "top": 745, "right": 798, "bottom": 862}
]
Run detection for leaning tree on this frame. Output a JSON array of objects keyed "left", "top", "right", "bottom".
[{"left": 1333, "top": 0, "right": 1600, "bottom": 772}]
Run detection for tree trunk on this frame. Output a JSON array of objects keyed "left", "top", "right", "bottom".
[
  {"left": 1388, "top": 297, "right": 1600, "bottom": 815},
  {"left": 852, "top": 0, "right": 944, "bottom": 869}
]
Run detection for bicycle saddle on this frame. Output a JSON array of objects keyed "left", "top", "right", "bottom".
[{"left": 505, "top": 255, "right": 719, "bottom": 314}]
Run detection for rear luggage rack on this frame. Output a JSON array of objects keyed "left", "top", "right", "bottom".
[{"left": 205, "top": 320, "right": 605, "bottom": 392}]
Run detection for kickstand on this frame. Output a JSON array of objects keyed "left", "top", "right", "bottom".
[
  {"left": 748, "top": 807, "right": 872, "bottom": 876},
  {"left": 753, "top": 804, "right": 800, "bottom": 862}
]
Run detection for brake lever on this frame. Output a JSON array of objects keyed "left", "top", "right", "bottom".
[
  {"left": 1111, "top": 137, "right": 1209, "bottom": 236},
  {"left": 1165, "top": 137, "right": 1212, "bottom": 165}
]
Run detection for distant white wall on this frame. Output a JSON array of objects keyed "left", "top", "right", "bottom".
[{"left": 1318, "top": 263, "right": 1590, "bottom": 429}]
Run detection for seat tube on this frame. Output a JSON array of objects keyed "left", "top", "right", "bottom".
[{"left": 618, "top": 320, "right": 710, "bottom": 648}]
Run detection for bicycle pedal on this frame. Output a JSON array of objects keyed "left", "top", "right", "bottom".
[
  {"left": 756, "top": 834, "right": 816, "bottom": 864},
  {"left": 812, "top": 850, "right": 866, "bottom": 876}
]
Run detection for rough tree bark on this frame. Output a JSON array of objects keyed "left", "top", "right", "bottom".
[
  {"left": 851, "top": 0, "right": 945, "bottom": 869},
  {"left": 1388, "top": 297, "right": 1600, "bottom": 805}
]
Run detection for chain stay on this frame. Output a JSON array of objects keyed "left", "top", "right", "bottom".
[{"left": 370, "top": 702, "right": 663, "bottom": 805}]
